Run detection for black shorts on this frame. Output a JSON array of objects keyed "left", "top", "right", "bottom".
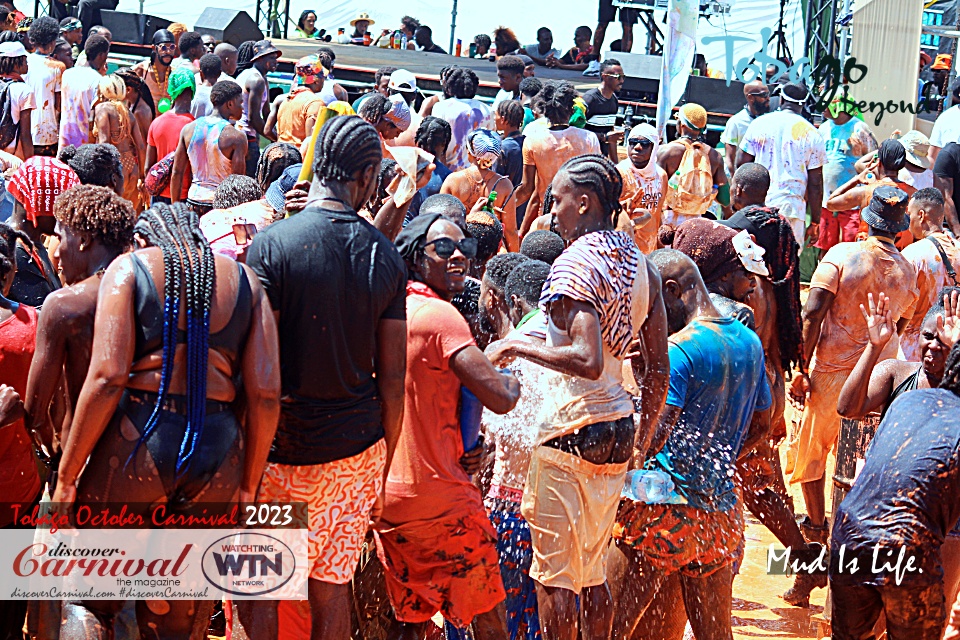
[{"left": 599, "top": 0, "right": 639, "bottom": 25}]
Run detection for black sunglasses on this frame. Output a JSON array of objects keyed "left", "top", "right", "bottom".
[
  {"left": 628, "top": 137, "right": 654, "bottom": 148},
  {"left": 425, "top": 237, "right": 478, "bottom": 259}
]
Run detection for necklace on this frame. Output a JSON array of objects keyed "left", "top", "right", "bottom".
[{"left": 150, "top": 62, "right": 168, "bottom": 89}]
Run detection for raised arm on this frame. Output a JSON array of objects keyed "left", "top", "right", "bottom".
[
  {"left": 52, "top": 255, "right": 138, "bottom": 513},
  {"left": 238, "top": 264, "right": 280, "bottom": 503}
]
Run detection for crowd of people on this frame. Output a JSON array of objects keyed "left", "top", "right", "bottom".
[{"left": 0, "top": 8, "right": 954, "bottom": 640}]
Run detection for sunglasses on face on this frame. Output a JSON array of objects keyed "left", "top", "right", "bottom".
[
  {"left": 157, "top": 43, "right": 176, "bottom": 52},
  {"left": 747, "top": 91, "right": 770, "bottom": 99},
  {"left": 603, "top": 73, "right": 623, "bottom": 79},
  {"left": 425, "top": 237, "right": 478, "bottom": 260},
  {"left": 628, "top": 138, "right": 654, "bottom": 148}
]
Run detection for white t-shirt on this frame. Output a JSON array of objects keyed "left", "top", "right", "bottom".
[
  {"left": 25, "top": 53, "right": 62, "bottom": 147},
  {"left": 523, "top": 44, "right": 561, "bottom": 60},
  {"left": 191, "top": 75, "right": 236, "bottom": 119},
  {"left": 930, "top": 105, "right": 960, "bottom": 149},
  {"left": 2, "top": 81, "right": 35, "bottom": 155},
  {"left": 720, "top": 107, "right": 753, "bottom": 149},
  {"left": 493, "top": 89, "right": 518, "bottom": 106},
  {"left": 432, "top": 97, "right": 495, "bottom": 171},
  {"left": 58, "top": 65, "right": 102, "bottom": 150},
  {"left": 739, "top": 109, "right": 827, "bottom": 220}
]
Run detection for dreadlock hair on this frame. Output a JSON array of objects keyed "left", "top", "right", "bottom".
[
  {"left": 235, "top": 40, "right": 255, "bottom": 75},
  {"left": 131, "top": 202, "right": 216, "bottom": 478},
  {"left": 255, "top": 141, "right": 302, "bottom": 194},
  {"left": 536, "top": 79, "right": 576, "bottom": 125},
  {"left": 0, "top": 31, "right": 16, "bottom": 44},
  {"left": 53, "top": 184, "right": 135, "bottom": 251},
  {"left": 358, "top": 93, "right": 391, "bottom": 125},
  {"left": 116, "top": 66, "right": 156, "bottom": 117},
  {"left": 738, "top": 205, "right": 803, "bottom": 372},
  {"left": 213, "top": 175, "right": 261, "bottom": 209},
  {"left": 496, "top": 99, "right": 524, "bottom": 129},
  {"left": 60, "top": 143, "right": 123, "bottom": 188},
  {"left": 542, "top": 183, "right": 555, "bottom": 231},
  {"left": 556, "top": 154, "right": 623, "bottom": 223},
  {"left": 444, "top": 66, "right": 479, "bottom": 100},
  {"left": 312, "top": 115, "right": 382, "bottom": 183},
  {"left": 415, "top": 116, "right": 451, "bottom": 156},
  {"left": 0, "top": 51, "right": 25, "bottom": 75}
]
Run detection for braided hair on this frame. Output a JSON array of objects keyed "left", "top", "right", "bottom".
[
  {"left": 312, "top": 115, "right": 382, "bottom": 183},
  {"left": 738, "top": 205, "right": 803, "bottom": 372},
  {"left": 235, "top": 40, "right": 255, "bottom": 75},
  {"left": 0, "top": 222, "right": 36, "bottom": 262},
  {"left": 131, "top": 203, "right": 216, "bottom": 479},
  {"left": 415, "top": 116, "right": 451, "bottom": 157},
  {"left": 117, "top": 67, "right": 156, "bottom": 118},
  {"left": 255, "top": 141, "right": 302, "bottom": 194},
  {"left": 358, "top": 93, "right": 391, "bottom": 125},
  {"left": 556, "top": 154, "right": 623, "bottom": 223},
  {"left": 0, "top": 235, "right": 13, "bottom": 284},
  {"left": 536, "top": 80, "right": 576, "bottom": 125}
]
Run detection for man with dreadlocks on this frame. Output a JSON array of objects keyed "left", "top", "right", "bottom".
[
  {"left": 51, "top": 201, "right": 280, "bottom": 637},
  {"left": 829, "top": 312, "right": 960, "bottom": 640},
  {"left": 790, "top": 186, "right": 919, "bottom": 599},
  {"left": 487, "top": 154, "right": 670, "bottom": 640},
  {"left": 24, "top": 185, "right": 134, "bottom": 492},
  {"left": 241, "top": 116, "right": 407, "bottom": 640}
]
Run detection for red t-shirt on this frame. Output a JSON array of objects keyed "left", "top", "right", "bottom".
[
  {"left": 0, "top": 304, "right": 41, "bottom": 525},
  {"left": 381, "top": 281, "right": 484, "bottom": 525},
  {"left": 147, "top": 110, "right": 194, "bottom": 200}
]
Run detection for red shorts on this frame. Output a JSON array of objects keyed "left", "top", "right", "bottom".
[{"left": 815, "top": 208, "right": 860, "bottom": 250}]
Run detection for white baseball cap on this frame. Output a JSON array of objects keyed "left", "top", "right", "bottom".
[
  {"left": 0, "top": 41, "right": 28, "bottom": 58},
  {"left": 388, "top": 69, "right": 417, "bottom": 93}
]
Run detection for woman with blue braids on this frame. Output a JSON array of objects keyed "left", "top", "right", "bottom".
[{"left": 52, "top": 202, "right": 281, "bottom": 638}]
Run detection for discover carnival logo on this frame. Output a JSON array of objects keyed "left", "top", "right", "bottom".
[{"left": 201, "top": 532, "right": 297, "bottom": 597}]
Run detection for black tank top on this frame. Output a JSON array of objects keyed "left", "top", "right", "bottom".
[
  {"left": 130, "top": 252, "right": 253, "bottom": 364},
  {"left": 881, "top": 367, "right": 922, "bottom": 422}
]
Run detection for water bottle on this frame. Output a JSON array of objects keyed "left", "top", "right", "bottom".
[
  {"left": 459, "top": 387, "right": 483, "bottom": 452},
  {"left": 455, "top": 39, "right": 462, "bottom": 57},
  {"left": 621, "top": 469, "right": 676, "bottom": 504},
  {"left": 401, "top": 34, "right": 408, "bottom": 49},
  {"left": 623, "top": 105, "right": 635, "bottom": 129}
]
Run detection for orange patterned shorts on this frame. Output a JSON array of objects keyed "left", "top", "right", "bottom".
[{"left": 258, "top": 439, "right": 386, "bottom": 584}]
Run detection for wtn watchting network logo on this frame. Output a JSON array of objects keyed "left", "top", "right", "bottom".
[{"left": 201, "top": 533, "right": 297, "bottom": 596}]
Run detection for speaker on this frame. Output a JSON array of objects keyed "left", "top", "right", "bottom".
[
  {"left": 100, "top": 10, "right": 172, "bottom": 45},
  {"left": 194, "top": 8, "right": 263, "bottom": 47}
]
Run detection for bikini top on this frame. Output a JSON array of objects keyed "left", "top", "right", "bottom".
[{"left": 130, "top": 253, "right": 253, "bottom": 365}]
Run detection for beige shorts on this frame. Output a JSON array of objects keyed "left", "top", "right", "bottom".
[
  {"left": 258, "top": 439, "right": 386, "bottom": 584},
  {"left": 789, "top": 369, "right": 849, "bottom": 484},
  {"left": 521, "top": 446, "right": 628, "bottom": 592}
]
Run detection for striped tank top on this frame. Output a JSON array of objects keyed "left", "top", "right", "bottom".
[{"left": 187, "top": 116, "right": 233, "bottom": 205}]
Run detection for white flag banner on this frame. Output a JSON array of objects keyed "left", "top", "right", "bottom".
[{"left": 656, "top": 0, "right": 699, "bottom": 136}]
